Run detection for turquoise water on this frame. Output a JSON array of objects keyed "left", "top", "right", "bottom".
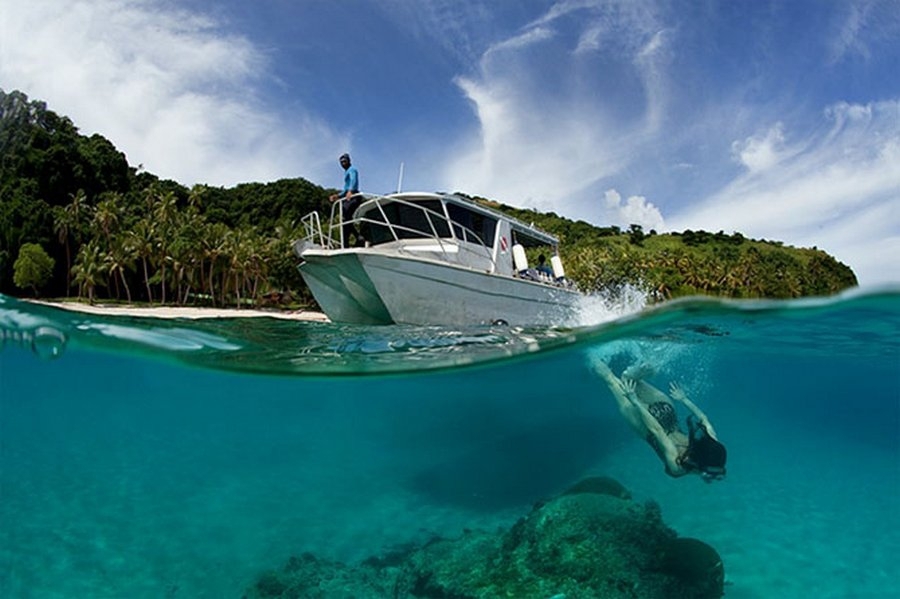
[{"left": 1, "top": 290, "right": 898, "bottom": 598}]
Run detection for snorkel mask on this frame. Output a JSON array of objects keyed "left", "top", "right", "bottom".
[{"left": 699, "top": 464, "right": 726, "bottom": 483}]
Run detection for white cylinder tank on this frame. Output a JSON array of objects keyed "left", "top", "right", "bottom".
[
  {"left": 550, "top": 255, "right": 565, "bottom": 278},
  {"left": 512, "top": 244, "right": 528, "bottom": 271}
]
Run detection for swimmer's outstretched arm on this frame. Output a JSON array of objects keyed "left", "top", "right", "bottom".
[
  {"left": 592, "top": 360, "right": 647, "bottom": 432},
  {"left": 591, "top": 360, "right": 629, "bottom": 406},
  {"left": 591, "top": 359, "right": 616, "bottom": 383},
  {"left": 669, "top": 382, "right": 718, "bottom": 440}
]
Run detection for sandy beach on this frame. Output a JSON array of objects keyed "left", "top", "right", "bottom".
[{"left": 26, "top": 299, "right": 330, "bottom": 322}]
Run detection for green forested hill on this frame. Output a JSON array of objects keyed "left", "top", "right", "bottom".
[
  {"left": 0, "top": 89, "right": 857, "bottom": 307},
  {"left": 1, "top": 89, "right": 328, "bottom": 304},
  {"left": 473, "top": 198, "right": 857, "bottom": 299}
]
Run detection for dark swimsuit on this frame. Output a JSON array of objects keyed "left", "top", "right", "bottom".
[
  {"left": 645, "top": 402, "right": 681, "bottom": 476},
  {"left": 647, "top": 401, "right": 678, "bottom": 434}
]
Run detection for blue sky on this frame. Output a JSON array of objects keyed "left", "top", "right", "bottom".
[{"left": 2, "top": 0, "right": 898, "bottom": 286}]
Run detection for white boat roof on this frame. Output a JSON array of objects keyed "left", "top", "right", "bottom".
[{"left": 381, "top": 192, "right": 560, "bottom": 247}]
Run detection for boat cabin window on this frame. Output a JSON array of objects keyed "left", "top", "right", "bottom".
[
  {"left": 446, "top": 204, "right": 497, "bottom": 247},
  {"left": 360, "top": 199, "right": 451, "bottom": 245}
]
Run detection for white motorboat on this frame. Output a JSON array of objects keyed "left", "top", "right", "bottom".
[{"left": 294, "top": 192, "right": 583, "bottom": 326}]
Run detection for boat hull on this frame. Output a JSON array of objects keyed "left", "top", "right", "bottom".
[
  {"left": 298, "top": 251, "right": 393, "bottom": 325},
  {"left": 299, "top": 249, "right": 581, "bottom": 326}
]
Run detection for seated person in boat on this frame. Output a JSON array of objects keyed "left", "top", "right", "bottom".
[
  {"left": 536, "top": 254, "right": 553, "bottom": 277},
  {"left": 592, "top": 360, "right": 727, "bottom": 481}
]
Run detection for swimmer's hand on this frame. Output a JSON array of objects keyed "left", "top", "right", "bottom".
[
  {"left": 669, "top": 382, "right": 688, "bottom": 402},
  {"left": 622, "top": 378, "right": 637, "bottom": 397}
]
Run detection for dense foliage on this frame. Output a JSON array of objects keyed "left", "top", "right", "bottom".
[
  {"left": 13, "top": 242, "right": 55, "bottom": 296},
  {"left": 1, "top": 89, "right": 331, "bottom": 306},
  {"left": 471, "top": 197, "right": 858, "bottom": 300},
  {"left": 0, "top": 89, "right": 857, "bottom": 308}
]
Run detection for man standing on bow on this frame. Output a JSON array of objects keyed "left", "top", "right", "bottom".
[{"left": 329, "top": 153, "right": 363, "bottom": 246}]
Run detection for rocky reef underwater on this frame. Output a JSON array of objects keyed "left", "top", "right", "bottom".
[{"left": 244, "top": 476, "right": 725, "bottom": 599}]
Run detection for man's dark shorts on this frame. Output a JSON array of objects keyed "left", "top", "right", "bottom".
[{"left": 342, "top": 194, "right": 361, "bottom": 219}]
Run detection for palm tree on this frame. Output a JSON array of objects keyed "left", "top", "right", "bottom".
[
  {"left": 169, "top": 211, "right": 205, "bottom": 306},
  {"left": 105, "top": 234, "right": 135, "bottom": 303},
  {"left": 152, "top": 190, "right": 179, "bottom": 304},
  {"left": 187, "top": 184, "right": 206, "bottom": 214},
  {"left": 130, "top": 217, "right": 156, "bottom": 303},
  {"left": 91, "top": 194, "right": 126, "bottom": 299},
  {"left": 225, "top": 228, "right": 249, "bottom": 308},
  {"left": 66, "top": 189, "right": 94, "bottom": 245},
  {"left": 184, "top": 212, "right": 210, "bottom": 305},
  {"left": 172, "top": 187, "right": 209, "bottom": 304},
  {"left": 737, "top": 248, "right": 764, "bottom": 297},
  {"left": 51, "top": 190, "right": 92, "bottom": 296},
  {"left": 52, "top": 206, "right": 75, "bottom": 295},
  {"left": 93, "top": 194, "right": 122, "bottom": 250},
  {"left": 202, "top": 222, "right": 230, "bottom": 306},
  {"left": 244, "top": 230, "right": 268, "bottom": 303},
  {"left": 71, "top": 241, "right": 106, "bottom": 303}
]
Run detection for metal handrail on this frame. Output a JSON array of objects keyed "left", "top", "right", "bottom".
[
  {"left": 346, "top": 195, "right": 494, "bottom": 267},
  {"left": 297, "top": 193, "right": 571, "bottom": 287},
  {"left": 322, "top": 193, "right": 369, "bottom": 249},
  {"left": 300, "top": 211, "right": 325, "bottom": 248}
]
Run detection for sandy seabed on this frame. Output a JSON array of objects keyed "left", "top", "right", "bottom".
[{"left": 26, "top": 299, "right": 330, "bottom": 322}]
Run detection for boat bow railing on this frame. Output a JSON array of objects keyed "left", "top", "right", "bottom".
[
  {"left": 295, "top": 194, "right": 368, "bottom": 252},
  {"left": 298, "top": 193, "right": 492, "bottom": 265},
  {"left": 300, "top": 211, "right": 326, "bottom": 247},
  {"left": 296, "top": 194, "right": 572, "bottom": 288},
  {"left": 349, "top": 196, "right": 495, "bottom": 268}
]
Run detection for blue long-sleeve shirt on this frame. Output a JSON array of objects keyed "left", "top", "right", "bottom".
[{"left": 340, "top": 166, "right": 359, "bottom": 196}]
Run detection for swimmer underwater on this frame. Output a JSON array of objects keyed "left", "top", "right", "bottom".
[{"left": 593, "top": 360, "right": 728, "bottom": 482}]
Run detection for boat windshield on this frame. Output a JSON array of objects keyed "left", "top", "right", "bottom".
[
  {"left": 359, "top": 197, "right": 497, "bottom": 248},
  {"left": 447, "top": 203, "right": 497, "bottom": 247},
  {"left": 362, "top": 199, "right": 450, "bottom": 244}
]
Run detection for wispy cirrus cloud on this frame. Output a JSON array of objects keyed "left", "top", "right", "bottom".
[
  {"left": 439, "top": 0, "right": 899, "bottom": 285},
  {"left": 669, "top": 100, "right": 900, "bottom": 285},
  {"left": 2, "top": 0, "right": 896, "bottom": 286},
  {"left": 442, "top": 0, "right": 669, "bottom": 223},
  {"left": 375, "top": 0, "right": 495, "bottom": 67},
  {"left": 827, "top": 0, "right": 900, "bottom": 65},
  {"left": 0, "top": 0, "right": 345, "bottom": 187}
]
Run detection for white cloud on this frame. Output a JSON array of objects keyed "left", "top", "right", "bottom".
[
  {"left": 799, "top": 194, "right": 900, "bottom": 288},
  {"left": 731, "top": 123, "right": 790, "bottom": 173},
  {"left": 448, "top": 0, "right": 899, "bottom": 300},
  {"left": 442, "top": 0, "right": 666, "bottom": 209},
  {"left": 376, "top": 0, "right": 493, "bottom": 66},
  {"left": 447, "top": 72, "right": 625, "bottom": 209},
  {"left": 3, "top": 0, "right": 895, "bottom": 290},
  {"left": 528, "top": 0, "right": 604, "bottom": 29},
  {"left": 669, "top": 100, "right": 900, "bottom": 286},
  {"left": 0, "top": 0, "right": 345, "bottom": 187},
  {"left": 483, "top": 27, "right": 555, "bottom": 57},
  {"left": 632, "top": 28, "right": 670, "bottom": 134},
  {"left": 602, "top": 190, "right": 665, "bottom": 231},
  {"left": 826, "top": 0, "right": 900, "bottom": 64},
  {"left": 574, "top": 22, "right": 608, "bottom": 55}
]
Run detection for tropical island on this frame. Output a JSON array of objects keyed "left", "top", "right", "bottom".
[{"left": 1, "top": 89, "right": 857, "bottom": 311}]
